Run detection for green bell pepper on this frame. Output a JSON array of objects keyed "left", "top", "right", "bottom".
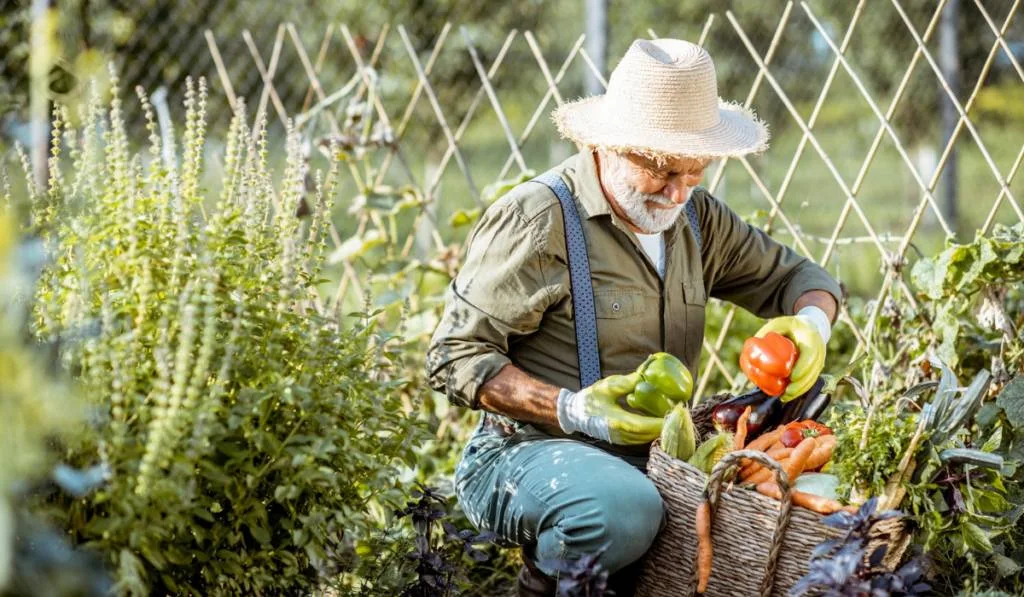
[
  {"left": 638, "top": 352, "right": 693, "bottom": 401},
  {"left": 626, "top": 380, "right": 675, "bottom": 417},
  {"left": 625, "top": 353, "right": 694, "bottom": 416}
]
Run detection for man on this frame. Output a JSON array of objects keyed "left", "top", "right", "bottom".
[{"left": 426, "top": 39, "right": 839, "bottom": 596}]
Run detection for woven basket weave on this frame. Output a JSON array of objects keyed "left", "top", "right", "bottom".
[{"left": 635, "top": 396, "right": 910, "bottom": 597}]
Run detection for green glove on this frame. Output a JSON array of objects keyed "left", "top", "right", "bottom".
[
  {"left": 556, "top": 373, "right": 665, "bottom": 445},
  {"left": 754, "top": 314, "right": 826, "bottom": 401},
  {"left": 626, "top": 352, "right": 694, "bottom": 416}
]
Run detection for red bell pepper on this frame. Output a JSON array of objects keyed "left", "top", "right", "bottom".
[{"left": 740, "top": 332, "right": 799, "bottom": 397}]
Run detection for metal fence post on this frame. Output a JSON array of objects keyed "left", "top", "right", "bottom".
[
  {"left": 939, "top": 0, "right": 961, "bottom": 234},
  {"left": 584, "top": 0, "right": 608, "bottom": 97}
]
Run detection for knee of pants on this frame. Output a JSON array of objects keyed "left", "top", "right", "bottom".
[{"left": 543, "top": 477, "right": 665, "bottom": 574}]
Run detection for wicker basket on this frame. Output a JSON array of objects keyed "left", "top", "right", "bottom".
[{"left": 635, "top": 397, "right": 910, "bottom": 597}]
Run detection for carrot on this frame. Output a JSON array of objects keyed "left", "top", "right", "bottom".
[
  {"left": 739, "top": 447, "right": 793, "bottom": 481},
  {"left": 696, "top": 500, "right": 713, "bottom": 593},
  {"left": 804, "top": 435, "right": 836, "bottom": 472},
  {"left": 754, "top": 482, "right": 848, "bottom": 515},
  {"left": 765, "top": 445, "right": 793, "bottom": 460},
  {"left": 734, "top": 406, "right": 752, "bottom": 451},
  {"left": 744, "top": 427, "right": 783, "bottom": 452},
  {"left": 742, "top": 457, "right": 789, "bottom": 485},
  {"left": 784, "top": 437, "right": 817, "bottom": 482},
  {"left": 739, "top": 461, "right": 759, "bottom": 478}
]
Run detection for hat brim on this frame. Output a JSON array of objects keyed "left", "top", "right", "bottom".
[{"left": 552, "top": 95, "right": 770, "bottom": 160}]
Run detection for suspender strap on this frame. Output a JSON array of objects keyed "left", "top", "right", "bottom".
[
  {"left": 529, "top": 173, "right": 705, "bottom": 388},
  {"left": 685, "top": 198, "right": 703, "bottom": 252},
  {"left": 532, "top": 172, "right": 602, "bottom": 388}
]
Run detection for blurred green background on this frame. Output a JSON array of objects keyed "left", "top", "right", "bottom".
[{"left": 1, "top": 0, "right": 1022, "bottom": 317}]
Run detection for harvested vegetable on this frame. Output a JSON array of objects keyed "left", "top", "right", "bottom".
[
  {"left": 793, "top": 473, "right": 840, "bottom": 501},
  {"left": 740, "top": 332, "right": 798, "bottom": 396},
  {"left": 660, "top": 402, "right": 697, "bottom": 461},
  {"left": 696, "top": 500, "right": 713, "bottom": 593},
  {"left": 754, "top": 481, "right": 852, "bottom": 515},
  {"left": 780, "top": 420, "right": 832, "bottom": 448},
  {"left": 637, "top": 352, "right": 693, "bottom": 401},
  {"left": 804, "top": 435, "right": 836, "bottom": 472},
  {"left": 734, "top": 406, "right": 752, "bottom": 450},
  {"left": 626, "top": 379, "right": 675, "bottom": 417},
  {"left": 745, "top": 427, "right": 783, "bottom": 453},
  {"left": 785, "top": 437, "right": 817, "bottom": 481},
  {"left": 688, "top": 432, "right": 734, "bottom": 474},
  {"left": 743, "top": 459, "right": 789, "bottom": 485},
  {"left": 765, "top": 445, "right": 792, "bottom": 460},
  {"left": 739, "top": 447, "right": 793, "bottom": 482},
  {"left": 710, "top": 388, "right": 781, "bottom": 438},
  {"left": 796, "top": 377, "right": 831, "bottom": 421}
]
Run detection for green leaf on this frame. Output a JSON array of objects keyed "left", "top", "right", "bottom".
[
  {"left": 912, "top": 248, "right": 953, "bottom": 299},
  {"left": 958, "top": 238, "right": 998, "bottom": 292},
  {"left": 996, "top": 376, "right": 1024, "bottom": 428},
  {"left": 991, "top": 553, "right": 1022, "bottom": 578},
  {"left": 448, "top": 208, "right": 481, "bottom": 228},
  {"left": 961, "top": 522, "right": 994, "bottom": 553},
  {"left": 247, "top": 523, "right": 271, "bottom": 546},
  {"left": 329, "top": 230, "right": 386, "bottom": 263},
  {"left": 976, "top": 402, "right": 1002, "bottom": 429},
  {"left": 481, "top": 170, "right": 535, "bottom": 205}
]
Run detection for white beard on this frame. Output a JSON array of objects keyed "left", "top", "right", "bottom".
[{"left": 603, "top": 155, "right": 690, "bottom": 233}]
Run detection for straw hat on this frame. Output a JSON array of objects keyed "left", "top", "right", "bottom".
[{"left": 553, "top": 38, "right": 769, "bottom": 160}]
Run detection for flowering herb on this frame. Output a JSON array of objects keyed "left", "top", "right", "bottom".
[
  {"left": 393, "top": 484, "right": 496, "bottom": 597},
  {"left": 540, "top": 544, "right": 614, "bottom": 597},
  {"left": 791, "top": 498, "right": 930, "bottom": 596}
]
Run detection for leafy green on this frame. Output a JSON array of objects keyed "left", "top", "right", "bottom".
[
  {"left": 30, "top": 77, "right": 426, "bottom": 595},
  {"left": 996, "top": 378, "right": 1024, "bottom": 429},
  {"left": 828, "top": 398, "right": 919, "bottom": 500}
]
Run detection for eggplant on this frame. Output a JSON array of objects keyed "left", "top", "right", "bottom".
[
  {"left": 796, "top": 377, "right": 830, "bottom": 421},
  {"left": 710, "top": 388, "right": 782, "bottom": 438},
  {"left": 777, "top": 376, "right": 829, "bottom": 424}
]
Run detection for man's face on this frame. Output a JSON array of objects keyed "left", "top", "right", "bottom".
[{"left": 599, "top": 150, "right": 711, "bottom": 234}]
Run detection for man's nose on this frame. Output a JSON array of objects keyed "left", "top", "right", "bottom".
[{"left": 663, "top": 177, "right": 692, "bottom": 205}]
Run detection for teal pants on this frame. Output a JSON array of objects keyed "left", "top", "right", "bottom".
[{"left": 454, "top": 416, "right": 665, "bottom": 576}]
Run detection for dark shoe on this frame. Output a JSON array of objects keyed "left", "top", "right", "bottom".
[{"left": 518, "top": 554, "right": 557, "bottom": 597}]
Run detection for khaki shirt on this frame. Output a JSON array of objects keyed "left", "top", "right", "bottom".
[{"left": 426, "top": 151, "right": 840, "bottom": 426}]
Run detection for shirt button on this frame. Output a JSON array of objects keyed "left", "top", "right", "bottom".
[{"left": 612, "top": 302, "right": 621, "bottom": 312}]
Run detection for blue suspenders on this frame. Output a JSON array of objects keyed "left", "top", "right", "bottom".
[{"left": 531, "top": 172, "right": 703, "bottom": 389}]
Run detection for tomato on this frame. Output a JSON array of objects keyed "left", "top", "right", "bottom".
[
  {"left": 780, "top": 420, "right": 833, "bottom": 447},
  {"left": 781, "top": 425, "right": 806, "bottom": 448}
]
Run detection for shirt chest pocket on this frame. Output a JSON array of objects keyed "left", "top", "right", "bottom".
[
  {"left": 592, "top": 290, "right": 658, "bottom": 368},
  {"left": 594, "top": 290, "right": 643, "bottom": 319}
]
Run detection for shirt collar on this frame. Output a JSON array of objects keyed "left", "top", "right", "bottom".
[{"left": 574, "top": 150, "right": 613, "bottom": 219}]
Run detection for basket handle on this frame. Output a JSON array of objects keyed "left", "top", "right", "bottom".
[{"left": 695, "top": 449, "right": 794, "bottom": 596}]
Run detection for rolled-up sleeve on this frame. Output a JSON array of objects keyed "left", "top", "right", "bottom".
[
  {"left": 698, "top": 190, "right": 842, "bottom": 318},
  {"left": 425, "top": 195, "right": 558, "bottom": 408}
]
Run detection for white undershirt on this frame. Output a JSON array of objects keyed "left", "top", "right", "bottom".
[{"left": 635, "top": 232, "right": 666, "bottom": 278}]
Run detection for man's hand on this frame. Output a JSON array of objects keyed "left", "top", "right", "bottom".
[
  {"left": 556, "top": 373, "right": 665, "bottom": 444},
  {"left": 753, "top": 306, "right": 831, "bottom": 401}
]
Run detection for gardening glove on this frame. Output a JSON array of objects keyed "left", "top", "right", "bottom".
[
  {"left": 556, "top": 373, "right": 665, "bottom": 445},
  {"left": 627, "top": 352, "right": 694, "bottom": 416},
  {"left": 753, "top": 306, "right": 831, "bottom": 402}
]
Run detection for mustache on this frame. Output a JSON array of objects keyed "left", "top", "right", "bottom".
[{"left": 644, "top": 195, "right": 675, "bottom": 206}]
